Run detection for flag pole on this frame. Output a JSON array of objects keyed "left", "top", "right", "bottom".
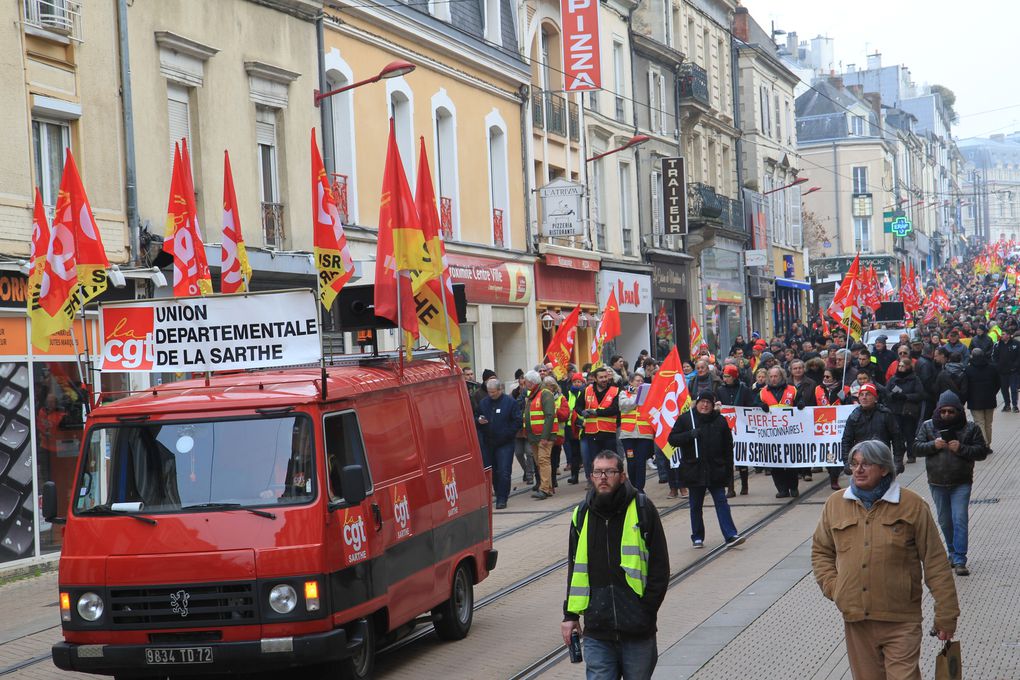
[
  {"left": 68, "top": 296, "right": 92, "bottom": 414},
  {"left": 438, "top": 280, "right": 456, "bottom": 371},
  {"left": 396, "top": 270, "right": 405, "bottom": 377}
]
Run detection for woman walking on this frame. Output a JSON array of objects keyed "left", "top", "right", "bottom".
[{"left": 667, "top": 391, "right": 745, "bottom": 548}]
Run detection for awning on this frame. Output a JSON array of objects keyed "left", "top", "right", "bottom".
[{"left": 774, "top": 277, "right": 811, "bottom": 291}]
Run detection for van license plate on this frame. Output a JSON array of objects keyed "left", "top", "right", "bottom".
[{"left": 144, "top": 647, "right": 213, "bottom": 665}]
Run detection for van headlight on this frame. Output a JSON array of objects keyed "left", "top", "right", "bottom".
[
  {"left": 77, "top": 592, "right": 104, "bottom": 621},
  {"left": 268, "top": 584, "right": 297, "bottom": 614}
]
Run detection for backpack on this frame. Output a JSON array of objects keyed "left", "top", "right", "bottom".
[{"left": 570, "top": 492, "right": 652, "bottom": 545}]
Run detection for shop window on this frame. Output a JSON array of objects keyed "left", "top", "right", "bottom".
[{"left": 454, "top": 323, "right": 475, "bottom": 374}]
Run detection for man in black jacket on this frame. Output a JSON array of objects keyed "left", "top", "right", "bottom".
[
  {"left": 964, "top": 348, "right": 999, "bottom": 446},
  {"left": 840, "top": 383, "right": 906, "bottom": 473},
  {"left": 562, "top": 451, "right": 669, "bottom": 678},
  {"left": 992, "top": 327, "right": 1020, "bottom": 412},
  {"left": 716, "top": 364, "right": 751, "bottom": 497},
  {"left": 915, "top": 391, "right": 990, "bottom": 576}
]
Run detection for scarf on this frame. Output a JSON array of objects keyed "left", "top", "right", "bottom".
[{"left": 851, "top": 474, "right": 893, "bottom": 510}]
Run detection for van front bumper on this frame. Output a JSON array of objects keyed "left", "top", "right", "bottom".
[{"left": 52, "top": 628, "right": 352, "bottom": 676}]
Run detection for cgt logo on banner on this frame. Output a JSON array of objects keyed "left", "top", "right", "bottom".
[
  {"left": 639, "top": 346, "right": 691, "bottom": 467},
  {"left": 98, "top": 290, "right": 321, "bottom": 373},
  {"left": 722, "top": 405, "right": 857, "bottom": 468},
  {"left": 440, "top": 466, "right": 459, "bottom": 517},
  {"left": 342, "top": 507, "right": 369, "bottom": 566},
  {"left": 392, "top": 482, "right": 412, "bottom": 540}
]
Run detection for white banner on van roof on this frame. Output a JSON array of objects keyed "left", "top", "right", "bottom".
[{"left": 98, "top": 289, "right": 321, "bottom": 373}]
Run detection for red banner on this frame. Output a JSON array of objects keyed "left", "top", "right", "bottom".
[
  {"left": 560, "top": 0, "right": 602, "bottom": 91},
  {"left": 447, "top": 254, "right": 533, "bottom": 306}
]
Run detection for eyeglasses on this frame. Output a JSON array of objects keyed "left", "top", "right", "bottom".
[
  {"left": 848, "top": 461, "right": 875, "bottom": 471},
  {"left": 591, "top": 469, "right": 622, "bottom": 479}
]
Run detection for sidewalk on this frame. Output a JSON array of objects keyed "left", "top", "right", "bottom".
[{"left": 657, "top": 410, "right": 1020, "bottom": 679}]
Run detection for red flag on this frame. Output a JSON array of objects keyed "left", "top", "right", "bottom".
[
  {"left": 818, "top": 309, "right": 831, "bottom": 336},
  {"left": 411, "top": 137, "right": 460, "bottom": 349},
  {"left": 27, "top": 188, "right": 50, "bottom": 303},
  {"left": 311, "top": 129, "right": 355, "bottom": 310},
  {"left": 689, "top": 318, "right": 705, "bottom": 358},
  {"left": 590, "top": 289, "right": 622, "bottom": 369},
  {"left": 59, "top": 149, "right": 109, "bottom": 305},
  {"left": 639, "top": 346, "right": 691, "bottom": 463},
  {"left": 861, "top": 265, "right": 881, "bottom": 313},
  {"left": 164, "top": 144, "right": 210, "bottom": 297},
  {"left": 826, "top": 253, "right": 862, "bottom": 340},
  {"left": 545, "top": 305, "right": 581, "bottom": 380},
  {"left": 221, "top": 150, "right": 252, "bottom": 294},
  {"left": 989, "top": 279, "right": 1008, "bottom": 317},
  {"left": 374, "top": 122, "right": 421, "bottom": 336},
  {"left": 655, "top": 303, "right": 672, "bottom": 340},
  {"left": 178, "top": 140, "right": 212, "bottom": 295}
]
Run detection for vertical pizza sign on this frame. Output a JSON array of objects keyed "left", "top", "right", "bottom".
[
  {"left": 341, "top": 507, "right": 369, "bottom": 566},
  {"left": 560, "top": 0, "right": 602, "bottom": 91}
]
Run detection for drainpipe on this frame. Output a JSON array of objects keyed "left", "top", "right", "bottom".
[
  {"left": 317, "top": 14, "right": 335, "bottom": 176},
  {"left": 833, "top": 141, "right": 842, "bottom": 255},
  {"left": 520, "top": 85, "right": 534, "bottom": 253},
  {"left": 116, "top": 0, "right": 140, "bottom": 264}
]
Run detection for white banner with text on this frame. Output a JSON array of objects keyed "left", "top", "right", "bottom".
[
  {"left": 722, "top": 405, "right": 858, "bottom": 468},
  {"left": 99, "top": 290, "right": 320, "bottom": 373}
]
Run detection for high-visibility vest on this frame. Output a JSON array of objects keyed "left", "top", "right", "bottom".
[
  {"left": 583, "top": 385, "right": 619, "bottom": 435},
  {"left": 815, "top": 384, "right": 848, "bottom": 406},
  {"left": 568, "top": 390, "right": 583, "bottom": 434},
  {"left": 553, "top": 394, "right": 568, "bottom": 440},
  {"left": 566, "top": 498, "right": 647, "bottom": 615},
  {"left": 529, "top": 389, "right": 551, "bottom": 435},
  {"left": 620, "top": 403, "right": 654, "bottom": 437},
  {"left": 760, "top": 384, "right": 797, "bottom": 407},
  {"left": 989, "top": 325, "right": 1002, "bottom": 343}
]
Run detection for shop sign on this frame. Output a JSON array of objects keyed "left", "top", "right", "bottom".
[
  {"left": 745, "top": 249, "right": 768, "bottom": 267},
  {"left": 661, "top": 157, "right": 688, "bottom": 235},
  {"left": 447, "top": 254, "right": 533, "bottom": 306},
  {"left": 597, "top": 271, "right": 651, "bottom": 314},
  {"left": 98, "top": 290, "right": 320, "bottom": 373},
  {"left": 560, "top": 0, "right": 602, "bottom": 91},
  {"left": 539, "top": 179, "right": 585, "bottom": 237},
  {"left": 651, "top": 262, "right": 688, "bottom": 299},
  {"left": 544, "top": 252, "right": 599, "bottom": 272}
]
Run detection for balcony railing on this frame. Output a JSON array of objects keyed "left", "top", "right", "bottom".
[
  {"left": 262, "top": 202, "right": 285, "bottom": 249},
  {"left": 440, "top": 196, "right": 454, "bottom": 240},
  {"left": 492, "top": 208, "right": 505, "bottom": 249},
  {"left": 532, "top": 89, "right": 544, "bottom": 130},
  {"left": 719, "top": 196, "right": 745, "bottom": 232},
  {"left": 678, "top": 62, "right": 710, "bottom": 108},
  {"left": 687, "top": 182, "right": 722, "bottom": 220},
  {"left": 330, "top": 173, "right": 349, "bottom": 224},
  {"left": 545, "top": 92, "right": 566, "bottom": 137},
  {"left": 568, "top": 101, "right": 579, "bottom": 141},
  {"left": 23, "top": 0, "right": 83, "bottom": 41}
]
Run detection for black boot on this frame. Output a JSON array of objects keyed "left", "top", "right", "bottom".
[{"left": 739, "top": 469, "right": 749, "bottom": 495}]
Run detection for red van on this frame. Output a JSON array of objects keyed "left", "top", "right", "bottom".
[{"left": 45, "top": 357, "right": 496, "bottom": 679}]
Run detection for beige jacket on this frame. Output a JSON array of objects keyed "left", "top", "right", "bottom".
[{"left": 811, "top": 482, "right": 960, "bottom": 631}]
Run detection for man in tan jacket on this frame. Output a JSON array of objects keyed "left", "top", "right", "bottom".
[{"left": 812, "top": 440, "right": 959, "bottom": 680}]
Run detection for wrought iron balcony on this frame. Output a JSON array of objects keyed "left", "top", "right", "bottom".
[
  {"left": 719, "top": 196, "right": 745, "bottom": 232},
  {"left": 678, "top": 62, "right": 710, "bottom": 108},
  {"left": 544, "top": 92, "right": 566, "bottom": 137},
  {"left": 532, "top": 89, "right": 544, "bottom": 130},
  {"left": 687, "top": 182, "right": 722, "bottom": 220},
  {"left": 568, "top": 101, "right": 580, "bottom": 141},
  {"left": 262, "top": 202, "right": 285, "bottom": 249}
]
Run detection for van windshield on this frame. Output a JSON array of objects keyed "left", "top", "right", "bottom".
[{"left": 73, "top": 415, "right": 315, "bottom": 514}]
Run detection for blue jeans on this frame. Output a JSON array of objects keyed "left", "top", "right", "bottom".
[
  {"left": 581, "top": 434, "right": 618, "bottom": 478},
  {"left": 1001, "top": 371, "right": 1020, "bottom": 408},
  {"left": 688, "top": 485, "right": 739, "bottom": 542},
  {"left": 621, "top": 439, "right": 653, "bottom": 491},
  {"left": 583, "top": 635, "right": 657, "bottom": 680},
  {"left": 489, "top": 442, "right": 515, "bottom": 504},
  {"left": 929, "top": 483, "right": 971, "bottom": 566},
  {"left": 653, "top": 448, "right": 669, "bottom": 483}
]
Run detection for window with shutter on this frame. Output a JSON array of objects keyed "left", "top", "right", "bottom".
[
  {"left": 256, "top": 108, "right": 278, "bottom": 204},
  {"left": 167, "top": 84, "right": 191, "bottom": 167},
  {"left": 789, "top": 186, "right": 802, "bottom": 247},
  {"left": 648, "top": 69, "right": 657, "bottom": 132},
  {"left": 658, "top": 74, "right": 667, "bottom": 135}
]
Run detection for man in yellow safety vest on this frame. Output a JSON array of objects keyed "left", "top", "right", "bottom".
[{"left": 561, "top": 451, "right": 669, "bottom": 678}]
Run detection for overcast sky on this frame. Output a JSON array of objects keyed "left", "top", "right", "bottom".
[{"left": 740, "top": 0, "right": 1019, "bottom": 140}]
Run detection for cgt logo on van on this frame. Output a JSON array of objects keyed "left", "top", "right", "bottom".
[
  {"left": 440, "top": 466, "right": 459, "bottom": 517},
  {"left": 392, "top": 483, "right": 412, "bottom": 540},
  {"left": 342, "top": 508, "right": 369, "bottom": 565},
  {"left": 813, "top": 408, "right": 839, "bottom": 437}
]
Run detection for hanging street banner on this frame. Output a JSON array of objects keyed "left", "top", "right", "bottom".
[
  {"left": 98, "top": 290, "right": 321, "bottom": 373},
  {"left": 721, "top": 405, "right": 857, "bottom": 468}
]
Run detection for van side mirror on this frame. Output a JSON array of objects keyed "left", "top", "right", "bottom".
[
  {"left": 341, "top": 465, "right": 366, "bottom": 505},
  {"left": 42, "top": 481, "right": 65, "bottom": 524}
]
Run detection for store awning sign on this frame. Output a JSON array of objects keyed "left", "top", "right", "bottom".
[
  {"left": 661, "top": 158, "right": 688, "bottom": 236},
  {"left": 539, "top": 179, "right": 585, "bottom": 237},
  {"left": 98, "top": 290, "right": 321, "bottom": 373}
]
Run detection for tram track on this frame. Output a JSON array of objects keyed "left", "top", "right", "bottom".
[
  {"left": 0, "top": 624, "right": 60, "bottom": 676},
  {"left": 506, "top": 477, "right": 830, "bottom": 680}
]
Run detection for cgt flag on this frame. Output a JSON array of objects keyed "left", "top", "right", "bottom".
[
  {"left": 311, "top": 129, "right": 355, "bottom": 310},
  {"left": 689, "top": 318, "right": 704, "bottom": 359},
  {"left": 165, "top": 142, "right": 212, "bottom": 297},
  {"left": 411, "top": 137, "right": 460, "bottom": 350},
  {"left": 221, "top": 150, "right": 252, "bottom": 293},
  {"left": 59, "top": 149, "right": 109, "bottom": 305},
  {"left": 590, "top": 289, "right": 621, "bottom": 370},
  {"left": 28, "top": 187, "right": 76, "bottom": 351},
  {"left": 545, "top": 305, "right": 581, "bottom": 381},
  {"left": 639, "top": 346, "right": 691, "bottom": 465},
  {"left": 27, "top": 189, "right": 50, "bottom": 304},
  {"left": 826, "top": 253, "right": 862, "bottom": 340}
]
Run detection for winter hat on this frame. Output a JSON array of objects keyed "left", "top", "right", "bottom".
[
  {"left": 760, "top": 352, "right": 775, "bottom": 362},
  {"left": 723, "top": 365, "right": 740, "bottom": 378},
  {"left": 571, "top": 372, "right": 584, "bottom": 382},
  {"left": 935, "top": 390, "right": 964, "bottom": 412},
  {"left": 481, "top": 369, "right": 497, "bottom": 383},
  {"left": 696, "top": 390, "right": 716, "bottom": 404},
  {"left": 859, "top": 383, "right": 878, "bottom": 398},
  {"left": 754, "top": 339, "right": 767, "bottom": 349}
]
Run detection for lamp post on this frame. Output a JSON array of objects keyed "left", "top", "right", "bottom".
[
  {"left": 314, "top": 60, "right": 416, "bottom": 106},
  {"left": 586, "top": 135, "right": 650, "bottom": 163},
  {"left": 803, "top": 186, "right": 821, "bottom": 196},
  {"left": 761, "top": 176, "right": 808, "bottom": 195}
]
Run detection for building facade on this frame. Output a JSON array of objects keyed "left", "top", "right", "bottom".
[{"left": 959, "top": 134, "right": 1020, "bottom": 246}]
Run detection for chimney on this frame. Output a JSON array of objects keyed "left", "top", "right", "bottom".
[
  {"left": 991, "top": 133, "right": 1005, "bottom": 143},
  {"left": 847, "top": 63, "right": 856, "bottom": 73},
  {"left": 786, "top": 31, "right": 798, "bottom": 54},
  {"left": 863, "top": 92, "right": 882, "bottom": 121},
  {"left": 867, "top": 52, "right": 882, "bottom": 70},
  {"left": 848, "top": 84, "right": 864, "bottom": 98},
  {"left": 828, "top": 75, "right": 844, "bottom": 90},
  {"left": 733, "top": 6, "right": 749, "bottom": 42}
]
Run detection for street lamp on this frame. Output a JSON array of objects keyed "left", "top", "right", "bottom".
[
  {"left": 803, "top": 186, "right": 821, "bottom": 196},
  {"left": 761, "top": 177, "right": 808, "bottom": 195},
  {"left": 586, "top": 135, "right": 651, "bottom": 163},
  {"left": 314, "top": 60, "right": 416, "bottom": 106}
]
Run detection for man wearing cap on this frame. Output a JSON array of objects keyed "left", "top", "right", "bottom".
[
  {"left": 872, "top": 336, "right": 896, "bottom": 378},
  {"left": 841, "top": 382, "right": 906, "bottom": 474},
  {"left": 942, "top": 329, "right": 970, "bottom": 365},
  {"left": 970, "top": 324, "right": 993, "bottom": 355},
  {"left": 564, "top": 372, "right": 587, "bottom": 484}
]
